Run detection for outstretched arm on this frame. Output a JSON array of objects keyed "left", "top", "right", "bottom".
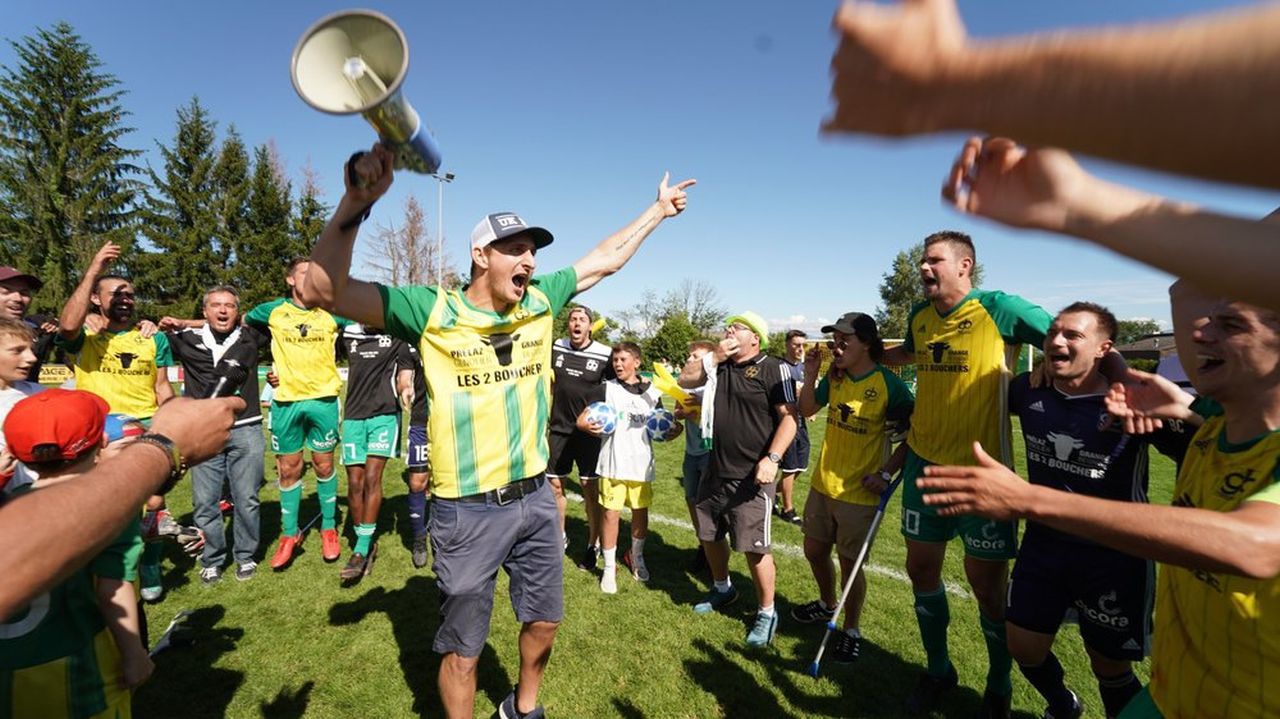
[
  {"left": 943, "top": 136, "right": 1280, "bottom": 313},
  {"left": 299, "top": 145, "right": 396, "bottom": 326},
  {"left": 59, "top": 242, "right": 118, "bottom": 340},
  {"left": 572, "top": 173, "right": 696, "bottom": 294},
  {"left": 826, "top": 0, "right": 1280, "bottom": 189},
  {"left": 917, "top": 441, "right": 1280, "bottom": 579},
  {"left": 0, "top": 396, "right": 244, "bottom": 620}
]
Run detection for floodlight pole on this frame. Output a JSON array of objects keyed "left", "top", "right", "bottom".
[{"left": 434, "top": 171, "right": 455, "bottom": 285}]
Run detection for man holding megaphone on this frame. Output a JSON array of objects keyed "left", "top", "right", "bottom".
[{"left": 299, "top": 144, "right": 694, "bottom": 719}]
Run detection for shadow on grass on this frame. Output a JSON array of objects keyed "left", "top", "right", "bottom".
[
  {"left": 259, "top": 679, "right": 314, "bottom": 718},
  {"left": 384, "top": 481, "right": 418, "bottom": 555},
  {"left": 611, "top": 697, "right": 648, "bottom": 718},
  {"left": 135, "top": 605, "right": 245, "bottom": 719},
  {"left": 562, "top": 513, "right": 728, "bottom": 609},
  {"left": 329, "top": 575, "right": 512, "bottom": 716},
  {"left": 687, "top": 633, "right": 1016, "bottom": 718}
]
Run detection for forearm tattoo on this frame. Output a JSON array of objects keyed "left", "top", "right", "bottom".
[{"left": 613, "top": 213, "right": 658, "bottom": 252}]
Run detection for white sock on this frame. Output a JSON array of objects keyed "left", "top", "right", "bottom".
[
  {"left": 845, "top": 627, "right": 861, "bottom": 638},
  {"left": 631, "top": 536, "right": 646, "bottom": 557},
  {"left": 603, "top": 547, "right": 617, "bottom": 568},
  {"left": 759, "top": 604, "right": 776, "bottom": 617},
  {"left": 714, "top": 578, "right": 732, "bottom": 592}
]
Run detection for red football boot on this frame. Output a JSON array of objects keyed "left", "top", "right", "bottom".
[
  {"left": 271, "top": 534, "right": 301, "bottom": 570},
  {"left": 320, "top": 528, "right": 341, "bottom": 562}
]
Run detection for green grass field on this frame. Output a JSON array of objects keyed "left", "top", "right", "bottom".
[{"left": 136, "top": 411, "right": 1176, "bottom": 718}]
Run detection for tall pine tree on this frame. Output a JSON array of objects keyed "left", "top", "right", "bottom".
[
  {"left": 211, "top": 125, "right": 251, "bottom": 307},
  {"left": 292, "top": 162, "right": 329, "bottom": 259},
  {"left": 0, "top": 23, "right": 140, "bottom": 312},
  {"left": 134, "top": 97, "right": 222, "bottom": 318},
  {"left": 231, "top": 143, "right": 295, "bottom": 309}
]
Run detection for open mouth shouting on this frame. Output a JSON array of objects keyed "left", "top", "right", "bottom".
[
  {"left": 1197, "top": 352, "right": 1225, "bottom": 375},
  {"left": 511, "top": 271, "right": 529, "bottom": 298}
]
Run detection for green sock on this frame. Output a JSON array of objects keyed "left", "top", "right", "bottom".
[
  {"left": 980, "top": 613, "right": 1013, "bottom": 696},
  {"left": 914, "top": 588, "right": 952, "bottom": 677},
  {"left": 354, "top": 523, "right": 376, "bottom": 556},
  {"left": 316, "top": 472, "right": 338, "bottom": 529},
  {"left": 280, "top": 483, "right": 302, "bottom": 536}
]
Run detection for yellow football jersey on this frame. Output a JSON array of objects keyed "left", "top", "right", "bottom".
[
  {"left": 57, "top": 328, "right": 174, "bottom": 419},
  {"left": 812, "top": 365, "right": 914, "bottom": 505},
  {"left": 904, "top": 289, "right": 1050, "bottom": 466},
  {"left": 1149, "top": 417, "right": 1280, "bottom": 718},
  {"left": 245, "top": 299, "right": 349, "bottom": 402},
  {"left": 380, "top": 268, "right": 577, "bottom": 498}
]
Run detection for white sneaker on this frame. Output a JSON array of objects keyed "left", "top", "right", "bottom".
[
  {"left": 630, "top": 553, "right": 650, "bottom": 582},
  {"left": 600, "top": 567, "right": 618, "bottom": 594}
]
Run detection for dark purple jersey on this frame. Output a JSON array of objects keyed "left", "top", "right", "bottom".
[{"left": 1009, "top": 372, "right": 1194, "bottom": 544}]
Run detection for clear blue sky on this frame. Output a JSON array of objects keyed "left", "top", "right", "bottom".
[{"left": 2, "top": 1, "right": 1275, "bottom": 334}]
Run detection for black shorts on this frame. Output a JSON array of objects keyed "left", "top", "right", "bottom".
[
  {"left": 546, "top": 431, "right": 601, "bottom": 481},
  {"left": 781, "top": 423, "right": 810, "bottom": 474},
  {"left": 695, "top": 475, "right": 775, "bottom": 554},
  {"left": 1006, "top": 532, "right": 1153, "bottom": 661}
]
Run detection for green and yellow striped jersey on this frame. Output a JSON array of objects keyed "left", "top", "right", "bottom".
[
  {"left": 903, "top": 289, "right": 1050, "bottom": 466},
  {"left": 812, "top": 365, "right": 914, "bottom": 506},
  {"left": 1, "top": 511, "right": 141, "bottom": 717},
  {"left": 379, "top": 268, "right": 576, "bottom": 498},
  {"left": 245, "top": 298, "right": 351, "bottom": 402},
  {"left": 1150, "top": 417, "right": 1280, "bottom": 718},
  {"left": 56, "top": 328, "right": 174, "bottom": 420}
]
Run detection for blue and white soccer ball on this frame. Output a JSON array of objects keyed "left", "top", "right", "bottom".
[
  {"left": 645, "top": 407, "right": 677, "bottom": 442},
  {"left": 584, "top": 401, "right": 617, "bottom": 435}
]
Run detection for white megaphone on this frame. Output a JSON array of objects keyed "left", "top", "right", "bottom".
[{"left": 291, "top": 9, "right": 442, "bottom": 175}]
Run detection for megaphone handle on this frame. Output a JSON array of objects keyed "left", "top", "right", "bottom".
[{"left": 339, "top": 152, "right": 376, "bottom": 231}]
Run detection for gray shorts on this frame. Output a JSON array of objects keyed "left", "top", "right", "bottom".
[
  {"left": 695, "top": 475, "right": 775, "bottom": 554},
  {"left": 429, "top": 478, "right": 564, "bottom": 657}
]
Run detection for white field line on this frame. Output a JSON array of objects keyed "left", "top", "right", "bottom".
[{"left": 564, "top": 491, "right": 972, "bottom": 600}]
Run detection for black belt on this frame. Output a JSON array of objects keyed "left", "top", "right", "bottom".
[{"left": 447, "top": 475, "right": 545, "bottom": 505}]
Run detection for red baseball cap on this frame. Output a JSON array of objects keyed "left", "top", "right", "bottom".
[{"left": 4, "top": 389, "right": 109, "bottom": 464}]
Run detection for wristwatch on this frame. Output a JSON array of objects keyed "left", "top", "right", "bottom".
[
  {"left": 767, "top": 452, "right": 782, "bottom": 464},
  {"left": 135, "top": 433, "right": 188, "bottom": 494},
  {"left": 878, "top": 470, "right": 893, "bottom": 482}
]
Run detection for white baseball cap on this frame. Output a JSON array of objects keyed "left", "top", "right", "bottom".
[{"left": 470, "top": 212, "right": 554, "bottom": 251}]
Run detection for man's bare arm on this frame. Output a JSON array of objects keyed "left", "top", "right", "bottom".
[
  {"left": 766, "top": 404, "right": 799, "bottom": 460},
  {"left": 918, "top": 441, "right": 1280, "bottom": 579},
  {"left": 827, "top": 0, "right": 1280, "bottom": 189},
  {"left": 798, "top": 346, "right": 824, "bottom": 418},
  {"left": 572, "top": 173, "right": 695, "bottom": 294},
  {"left": 59, "top": 242, "right": 119, "bottom": 339},
  {"left": 0, "top": 397, "right": 243, "bottom": 620},
  {"left": 299, "top": 145, "right": 395, "bottom": 327},
  {"left": 944, "top": 136, "right": 1280, "bottom": 312},
  {"left": 154, "top": 369, "right": 175, "bottom": 405},
  {"left": 880, "top": 344, "right": 912, "bottom": 366}
]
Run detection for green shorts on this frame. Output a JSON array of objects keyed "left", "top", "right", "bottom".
[
  {"left": 269, "top": 397, "right": 340, "bottom": 455},
  {"left": 341, "top": 414, "right": 400, "bottom": 465},
  {"left": 900, "top": 446, "right": 1018, "bottom": 560}
]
